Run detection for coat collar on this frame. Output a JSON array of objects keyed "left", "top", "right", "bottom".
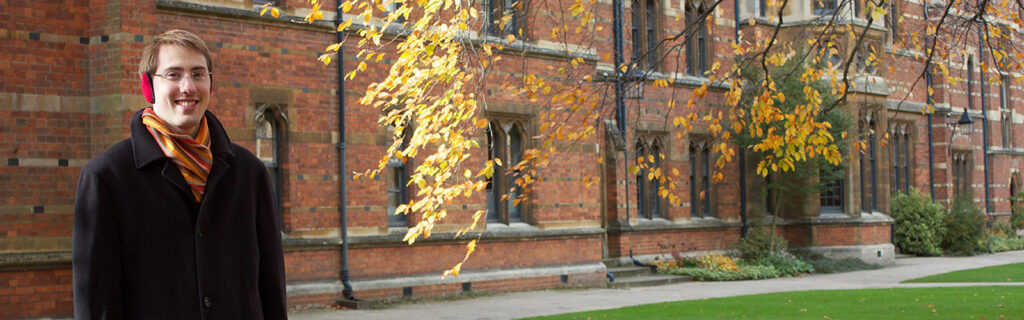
[{"left": 131, "top": 108, "right": 236, "bottom": 169}]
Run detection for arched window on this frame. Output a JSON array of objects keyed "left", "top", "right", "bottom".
[
  {"left": 631, "top": 0, "right": 660, "bottom": 69},
  {"left": 685, "top": 0, "right": 711, "bottom": 76},
  {"left": 690, "top": 137, "right": 713, "bottom": 217},
  {"left": 386, "top": 122, "right": 412, "bottom": 227},
  {"left": 859, "top": 114, "right": 878, "bottom": 212},
  {"left": 255, "top": 103, "right": 287, "bottom": 219},
  {"left": 635, "top": 136, "right": 664, "bottom": 219},
  {"left": 889, "top": 122, "right": 912, "bottom": 195},
  {"left": 486, "top": 118, "right": 528, "bottom": 224}
]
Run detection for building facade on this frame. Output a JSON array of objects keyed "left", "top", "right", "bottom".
[{"left": 1, "top": 0, "right": 1017, "bottom": 317}]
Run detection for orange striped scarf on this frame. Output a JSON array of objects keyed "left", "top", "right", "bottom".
[{"left": 141, "top": 108, "right": 213, "bottom": 202}]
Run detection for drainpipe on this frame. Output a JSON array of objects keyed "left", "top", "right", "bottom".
[
  {"left": 977, "top": 20, "right": 992, "bottom": 214},
  {"left": 612, "top": 0, "right": 628, "bottom": 224},
  {"left": 735, "top": 0, "right": 748, "bottom": 237},
  {"left": 925, "top": 3, "right": 935, "bottom": 200},
  {"left": 927, "top": 72, "right": 936, "bottom": 200},
  {"left": 336, "top": 7, "right": 356, "bottom": 301}
]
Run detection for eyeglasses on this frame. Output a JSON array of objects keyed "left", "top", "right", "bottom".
[{"left": 152, "top": 71, "right": 213, "bottom": 83}]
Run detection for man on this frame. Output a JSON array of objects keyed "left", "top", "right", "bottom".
[{"left": 73, "top": 29, "right": 288, "bottom": 319}]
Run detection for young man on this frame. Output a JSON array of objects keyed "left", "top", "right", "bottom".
[{"left": 73, "top": 29, "right": 288, "bottom": 319}]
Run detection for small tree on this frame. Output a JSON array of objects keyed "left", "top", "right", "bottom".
[
  {"left": 731, "top": 49, "right": 851, "bottom": 249},
  {"left": 1010, "top": 191, "right": 1024, "bottom": 232},
  {"left": 942, "top": 195, "right": 987, "bottom": 256},
  {"left": 890, "top": 188, "right": 945, "bottom": 256}
]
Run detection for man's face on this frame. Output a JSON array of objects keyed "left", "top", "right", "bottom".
[{"left": 151, "top": 44, "right": 211, "bottom": 137}]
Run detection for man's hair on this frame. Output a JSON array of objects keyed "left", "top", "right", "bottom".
[{"left": 138, "top": 29, "right": 214, "bottom": 75}]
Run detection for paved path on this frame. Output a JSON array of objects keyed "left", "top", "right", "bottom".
[{"left": 290, "top": 250, "right": 1024, "bottom": 320}]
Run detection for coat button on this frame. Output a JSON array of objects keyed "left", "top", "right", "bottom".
[
  {"left": 203, "top": 296, "right": 212, "bottom": 308},
  {"left": 197, "top": 228, "right": 205, "bottom": 239}
]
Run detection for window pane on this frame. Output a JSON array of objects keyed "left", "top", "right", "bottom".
[
  {"left": 256, "top": 118, "right": 276, "bottom": 165},
  {"left": 651, "top": 142, "right": 662, "bottom": 218},
  {"left": 701, "top": 145, "right": 711, "bottom": 217},
  {"left": 486, "top": 126, "right": 501, "bottom": 222},
  {"left": 820, "top": 165, "right": 844, "bottom": 212},
  {"left": 636, "top": 142, "right": 648, "bottom": 219},
  {"left": 508, "top": 125, "right": 524, "bottom": 222}
]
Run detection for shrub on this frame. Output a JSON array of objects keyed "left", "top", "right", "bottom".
[
  {"left": 792, "top": 251, "right": 882, "bottom": 274},
  {"left": 662, "top": 265, "right": 781, "bottom": 281},
  {"left": 1011, "top": 191, "right": 1024, "bottom": 230},
  {"left": 984, "top": 235, "right": 1024, "bottom": 253},
  {"left": 890, "top": 188, "right": 945, "bottom": 256},
  {"left": 756, "top": 254, "right": 815, "bottom": 276},
  {"left": 987, "top": 221, "right": 1015, "bottom": 238},
  {"left": 734, "top": 226, "right": 787, "bottom": 261},
  {"left": 653, "top": 255, "right": 699, "bottom": 270},
  {"left": 942, "top": 196, "right": 987, "bottom": 256},
  {"left": 691, "top": 253, "right": 737, "bottom": 272}
]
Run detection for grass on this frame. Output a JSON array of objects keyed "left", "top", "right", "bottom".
[
  {"left": 902, "top": 262, "right": 1024, "bottom": 283},
  {"left": 519, "top": 286, "right": 1024, "bottom": 320}
]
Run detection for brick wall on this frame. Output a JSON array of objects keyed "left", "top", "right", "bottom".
[{"left": 0, "top": 269, "right": 73, "bottom": 319}]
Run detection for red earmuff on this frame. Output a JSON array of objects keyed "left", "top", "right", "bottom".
[{"left": 140, "top": 73, "right": 155, "bottom": 104}]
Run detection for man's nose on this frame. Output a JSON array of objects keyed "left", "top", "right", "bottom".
[{"left": 179, "top": 77, "right": 197, "bottom": 93}]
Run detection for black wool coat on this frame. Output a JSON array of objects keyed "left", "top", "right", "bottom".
[{"left": 73, "top": 109, "right": 287, "bottom": 320}]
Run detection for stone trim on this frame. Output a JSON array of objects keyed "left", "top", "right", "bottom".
[
  {"left": 285, "top": 262, "right": 605, "bottom": 296},
  {"left": 606, "top": 218, "right": 741, "bottom": 234},
  {"left": 0, "top": 251, "right": 71, "bottom": 272},
  {"left": 284, "top": 227, "right": 604, "bottom": 250},
  {"left": 4, "top": 158, "right": 88, "bottom": 168}
]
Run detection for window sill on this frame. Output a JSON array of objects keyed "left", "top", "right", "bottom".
[{"left": 608, "top": 216, "right": 739, "bottom": 233}]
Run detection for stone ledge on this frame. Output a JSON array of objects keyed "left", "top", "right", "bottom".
[
  {"left": 286, "top": 262, "right": 606, "bottom": 296},
  {"left": 773, "top": 211, "right": 894, "bottom": 227},
  {"left": 0, "top": 251, "right": 71, "bottom": 272},
  {"left": 794, "top": 243, "right": 896, "bottom": 266},
  {"left": 284, "top": 226, "right": 605, "bottom": 251},
  {"left": 607, "top": 218, "right": 741, "bottom": 234}
]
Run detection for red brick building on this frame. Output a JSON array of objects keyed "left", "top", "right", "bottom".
[{"left": 1, "top": 0, "right": 1016, "bottom": 318}]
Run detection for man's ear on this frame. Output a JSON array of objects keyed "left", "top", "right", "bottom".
[{"left": 140, "top": 73, "right": 155, "bottom": 104}]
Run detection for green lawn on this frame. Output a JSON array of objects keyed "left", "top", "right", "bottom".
[
  {"left": 903, "top": 263, "right": 1024, "bottom": 283},
  {"left": 520, "top": 286, "right": 1024, "bottom": 320}
]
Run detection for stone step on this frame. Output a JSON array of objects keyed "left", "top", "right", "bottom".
[
  {"left": 606, "top": 265, "right": 655, "bottom": 278},
  {"left": 607, "top": 274, "right": 691, "bottom": 289},
  {"left": 602, "top": 258, "right": 623, "bottom": 268}
]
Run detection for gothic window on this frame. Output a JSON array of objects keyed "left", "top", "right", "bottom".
[
  {"left": 685, "top": 0, "right": 711, "bottom": 76},
  {"left": 689, "top": 137, "right": 713, "bottom": 217},
  {"left": 952, "top": 151, "right": 972, "bottom": 196},
  {"left": 386, "top": 125, "right": 412, "bottom": 227},
  {"left": 254, "top": 0, "right": 279, "bottom": 7},
  {"left": 859, "top": 117, "right": 879, "bottom": 212},
  {"left": 636, "top": 135, "right": 665, "bottom": 219},
  {"left": 889, "top": 122, "right": 912, "bottom": 195},
  {"left": 384, "top": 0, "right": 405, "bottom": 23},
  {"left": 886, "top": 0, "right": 899, "bottom": 42},
  {"left": 486, "top": 118, "right": 528, "bottom": 224},
  {"left": 631, "top": 0, "right": 661, "bottom": 69},
  {"left": 856, "top": 42, "right": 878, "bottom": 75},
  {"left": 255, "top": 103, "right": 286, "bottom": 219},
  {"left": 814, "top": 0, "right": 838, "bottom": 15},
  {"left": 820, "top": 164, "right": 845, "bottom": 213},
  {"left": 488, "top": 0, "right": 526, "bottom": 36}
]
